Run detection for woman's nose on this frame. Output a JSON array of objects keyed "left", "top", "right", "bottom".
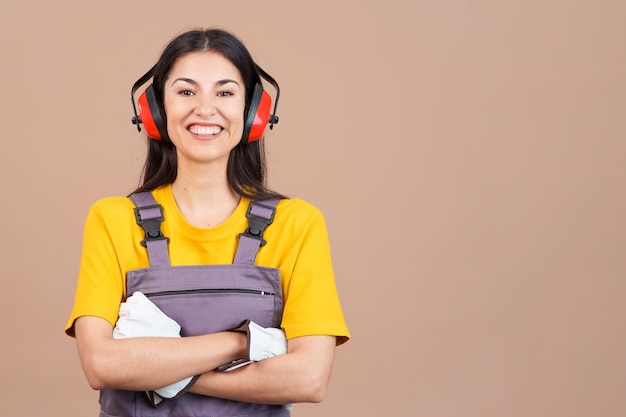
[{"left": 194, "top": 94, "right": 217, "bottom": 117}]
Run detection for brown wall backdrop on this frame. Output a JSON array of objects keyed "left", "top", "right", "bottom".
[{"left": 1, "top": 1, "right": 625, "bottom": 416}]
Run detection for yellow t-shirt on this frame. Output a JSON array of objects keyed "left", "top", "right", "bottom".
[{"left": 65, "top": 185, "right": 350, "bottom": 345}]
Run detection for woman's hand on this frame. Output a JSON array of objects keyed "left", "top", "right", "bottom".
[{"left": 216, "top": 319, "right": 287, "bottom": 372}]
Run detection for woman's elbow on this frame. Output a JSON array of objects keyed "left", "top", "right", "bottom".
[
  {"left": 75, "top": 316, "right": 117, "bottom": 390},
  {"left": 300, "top": 368, "right": 331, "bottom": 403},
  {"left": 305, "top": 384, "right": 328, "bottom": 403},
  {"left": 78, "top": 343, "right": 119, "bottom": 390},
  {"left": 287, "top": 336, "right": 336, "bottom": 403},
  {"left": 86, "top": 375, "right": 106, "bottom": 391},
  {"left": 80, "top": 355, "right": 111, "bottom": 390}
]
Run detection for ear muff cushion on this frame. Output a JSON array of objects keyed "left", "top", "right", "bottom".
[
  {"left": 139, "top": 85, "right": 169, "bottom": 141},
  {"left": 243, "top": 84, "right": 271, "bottom": 143}
]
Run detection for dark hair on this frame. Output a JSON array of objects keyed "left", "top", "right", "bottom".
[{"left": 132, "top": 28, "right": 284, "bottom": 200}]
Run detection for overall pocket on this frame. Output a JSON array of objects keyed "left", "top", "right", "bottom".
[{"left": 126, "top": 264, "right": 284, "bottom": 336}]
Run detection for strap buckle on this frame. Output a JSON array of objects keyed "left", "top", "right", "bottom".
[
  {"left": 238, "top": 202, "right": 276, "bottom": 246},
  {"left": 134, "top": 204, "right": 169, "bottom": 247}
]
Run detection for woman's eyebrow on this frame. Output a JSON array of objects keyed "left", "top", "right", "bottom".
[
  {"left": 171, "top": 77, "right": 240, "bottom": 87},
  {"left": 216, "top": 79, "right": 240, "bottom": 86},
  {"left": 171, "top": 77, "right": 197, "bottom": 86}
]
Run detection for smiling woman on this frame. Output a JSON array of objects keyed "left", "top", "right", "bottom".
[{"left": 64, "top": 28, "right": 350, "bottom": 417}]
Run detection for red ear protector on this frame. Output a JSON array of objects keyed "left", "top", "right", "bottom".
[{"left": 131, "top": 64, "right": 280, "bottom": 143}]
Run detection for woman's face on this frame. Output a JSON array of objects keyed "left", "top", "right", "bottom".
[{"left": 163, "top": 50, "right": 246, "bottom": 168}]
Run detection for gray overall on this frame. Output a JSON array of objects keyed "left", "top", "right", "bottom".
[{"left": 98, "top": 192, "right": 290, "bottom": 417}]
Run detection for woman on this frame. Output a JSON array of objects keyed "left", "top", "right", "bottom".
[{"left": 65, "top": 28, "right": 350, "bottom": 416}]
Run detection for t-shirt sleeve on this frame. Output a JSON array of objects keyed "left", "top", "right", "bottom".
[
  {"left": 64, "top": 203, "right": 126, "bottom": 337},
  {"left": 280, "top": 209, "right": 350, "bottom": 345}
]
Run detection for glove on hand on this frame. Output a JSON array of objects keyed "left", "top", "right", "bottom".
[
  {"left": 216, "top": 319, "right": 287, "bottom": 372},
  {"left": 113, "top": 291, "right": 196, "bottom": 406},
  {"left": 113, "top": 291, "right": 180, "bottom": 339}
]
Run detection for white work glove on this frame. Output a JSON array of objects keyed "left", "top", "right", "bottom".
[
  {"left": 113, "top": 291, "right": 180, "bottom": 338},
  {"left": 113, "top": 291, "right": 197, "bottom": 407},
  {"left": 215, "top": 319, "right": 287, "bottom": 372},
  {"left": 214, "top": 319, "right": 293, "bottom": 410}
]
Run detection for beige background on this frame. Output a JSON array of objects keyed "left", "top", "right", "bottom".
[{"left": 1, "top": 1, "right": 625, "bottom": 416}]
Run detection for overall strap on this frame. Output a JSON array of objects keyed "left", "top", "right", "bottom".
[
  {"left": 234, "top": 199, "right": 280, "bottom": 265},
  {"left": 129, "top": 192, "right": 171, "bottom": 267}
]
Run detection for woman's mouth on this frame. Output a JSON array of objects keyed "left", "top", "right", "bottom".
[{"left": 188, "top": 124, "right": 223, "bottom": 136}]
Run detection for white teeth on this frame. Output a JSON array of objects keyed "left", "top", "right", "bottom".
[{"left": 189, "top": 125, "right": 222, "bottom": 135}]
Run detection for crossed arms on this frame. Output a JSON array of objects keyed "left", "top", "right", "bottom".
[{"left": 74, "top": 315, "right": 336, "bottom": 405}]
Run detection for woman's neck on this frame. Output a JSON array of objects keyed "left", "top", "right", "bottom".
[{"left": 171, "top": 163, "right": 240, "bottom": 228}]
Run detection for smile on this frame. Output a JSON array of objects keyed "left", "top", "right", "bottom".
[{"left": 188, "top": 124, "right": 223, "bottom": 135}]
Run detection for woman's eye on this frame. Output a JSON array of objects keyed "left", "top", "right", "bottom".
[
  {"left": 217, "top": 91, "right": 234, "bottom": 97},
  {"left": 178, "top": 89, "right": 194, "bottom": 96}
]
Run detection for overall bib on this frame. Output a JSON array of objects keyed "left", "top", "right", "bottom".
[{"left": 98, "top": 192, "right": 290, "bottom": 417}]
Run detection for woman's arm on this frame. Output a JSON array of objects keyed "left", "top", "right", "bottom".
[
  {"left": 74, "top": 315, "right": 246, "bottom": 391},
  {"left": 189, "top": 335, "right": 336, "bottom": 404}
]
